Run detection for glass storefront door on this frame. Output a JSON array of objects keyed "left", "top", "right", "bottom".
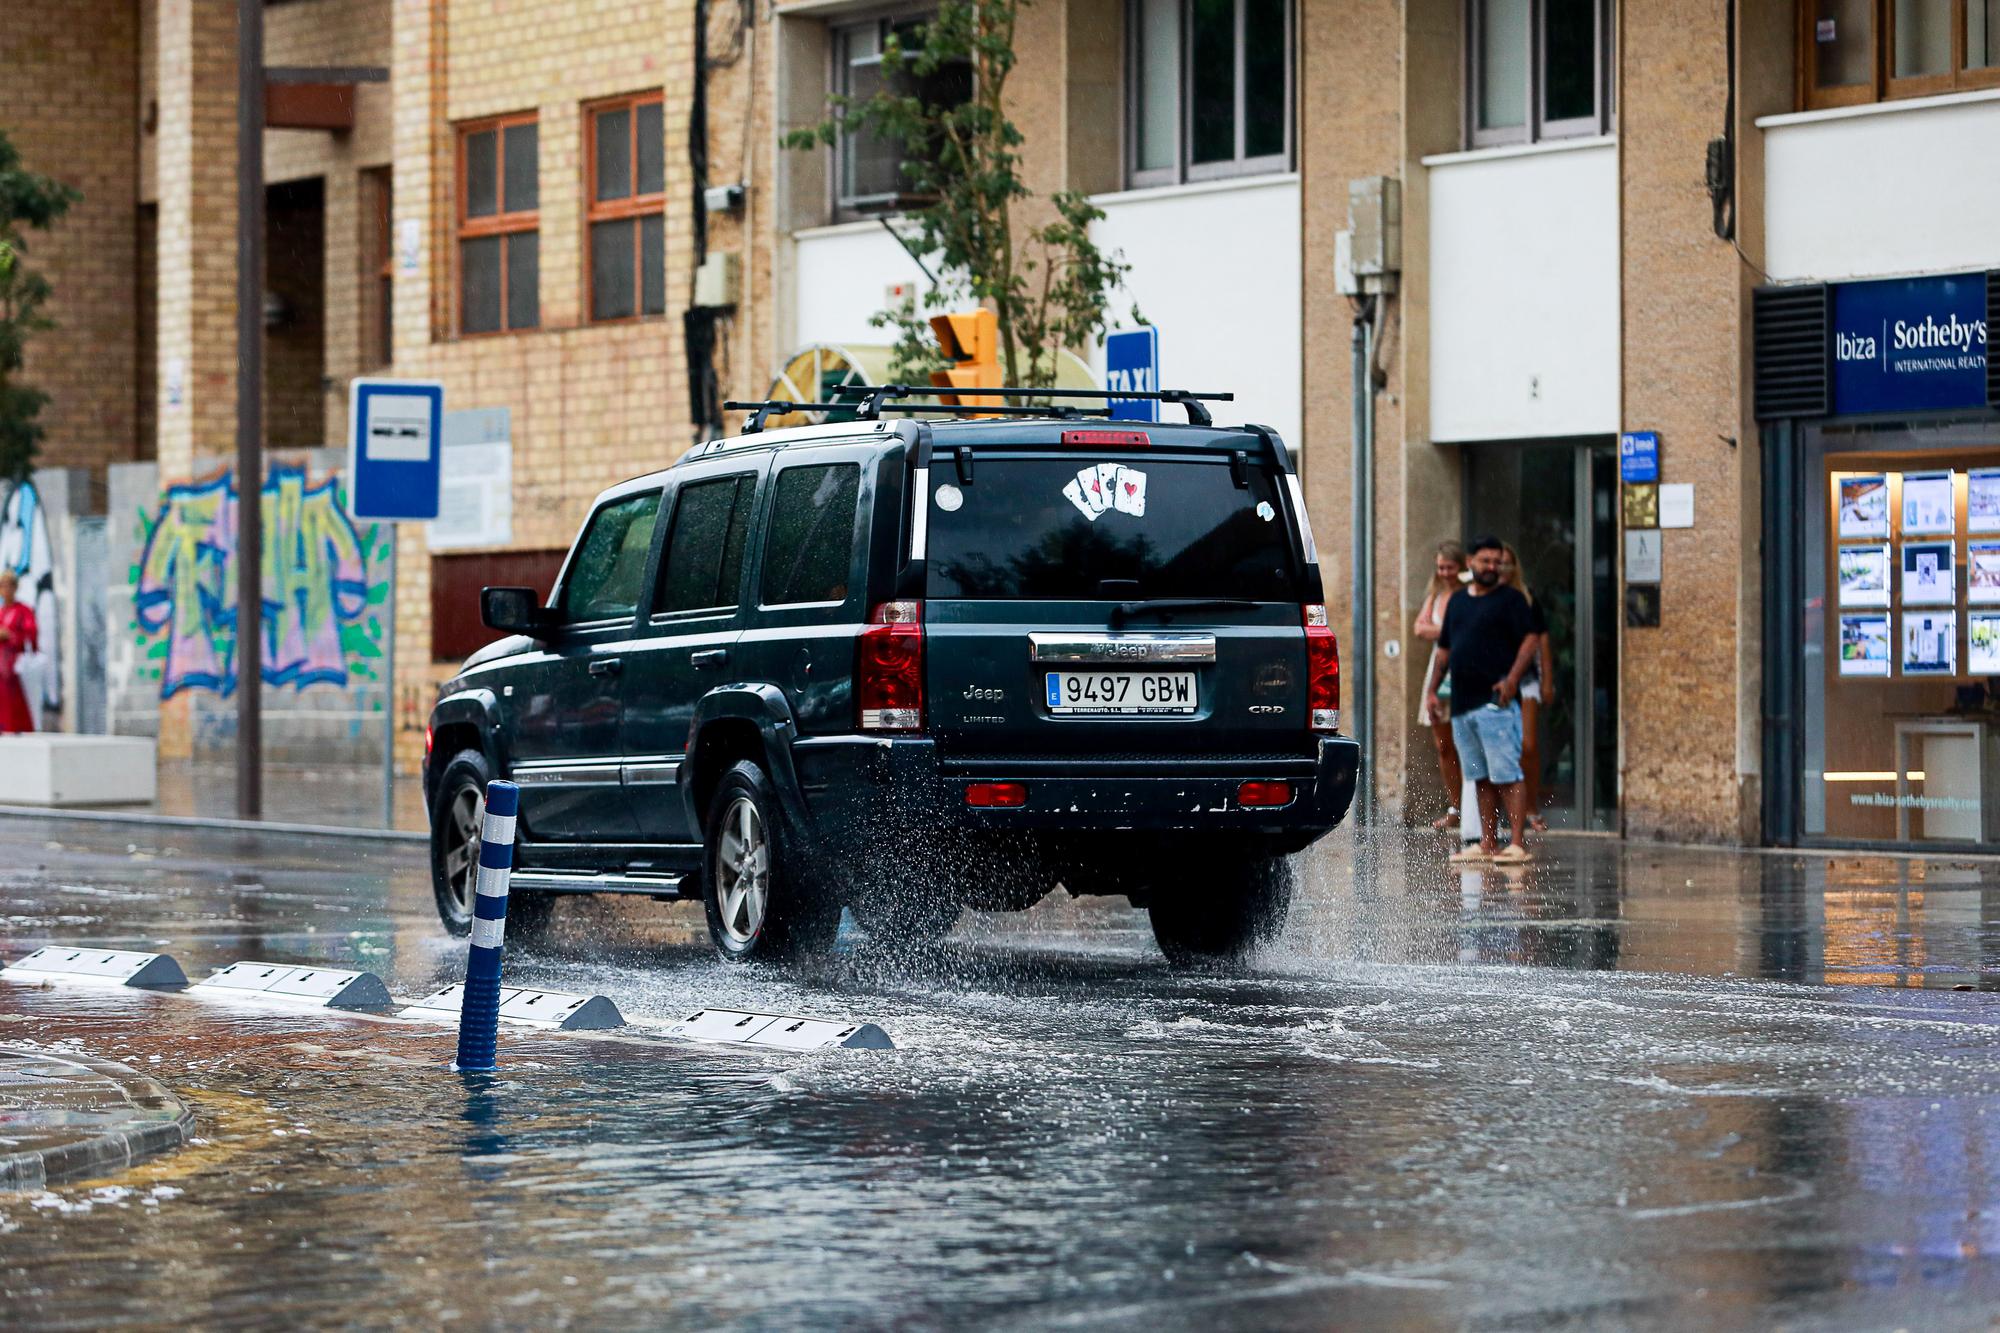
[
  {"left": 1463, "top": 438, "right": 1620, "bottom": 830},
  {"left": 1800, "top": 417, "right": 2000, "bottom": 845}
]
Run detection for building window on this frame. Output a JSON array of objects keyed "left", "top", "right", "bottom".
[
  {"left": 831, "top": 15, "right": 973, "bottom": 217},
  {"left": 457, "top": 113, "right": 539, "bottom": 336},
  {"left": 1801, "top": 0, "right": 2000, "bottom": 109},
  {"left": 587, "top": 93, "right": 665, "bottom": 323},
  {"left": 1127, "top": 0, "right": 1294, "bottom": 188},
  {"left": 1468, "top": 0, "right": 1610, "bottom": 146}
]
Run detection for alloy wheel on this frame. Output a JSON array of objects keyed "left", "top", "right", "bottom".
[
  {"left": 443, "top": 785, "right": 484, "bottom": 918},
  {"left": 713, "top": 795, "right": 769, "bottom": 945}
]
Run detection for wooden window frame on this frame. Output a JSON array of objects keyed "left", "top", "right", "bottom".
[
  {"left": 1125, "top": 0, "right": 1297, "bottom": 189},
  {"left": 365, "top": 167, "right": 392, "bottom": 369},
  {"left": 585, "top": 92, "right": 667, "bottom": 326},
  {"left": 455, "top": 111, "right": 539, "bottom": 338},
  {"left": 1800, "top": 1, "right": 2000, "bottom": 111}
]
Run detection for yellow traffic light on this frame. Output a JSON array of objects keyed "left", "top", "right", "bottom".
[{"left": 929, "top": 309, "right": 1001, "bottom": 409}]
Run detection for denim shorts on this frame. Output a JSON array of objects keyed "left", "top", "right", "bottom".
[{"left": 1451, "top": 700, "right": 1524, "bottom": 786}]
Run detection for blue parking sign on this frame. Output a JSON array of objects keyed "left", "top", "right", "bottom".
[
  {"left": 347, "top": 378, "right": 445, "bottom": 521},
  {"left": 1105, "top": 328, "right": 1159, "bottom": 422},
  {"left": 1619, "top": 431, "right": 1659, "bottom": 484}
]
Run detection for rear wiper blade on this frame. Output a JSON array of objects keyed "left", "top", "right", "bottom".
[{"left": 1111, "top": 597, "right": 1257, "bottom": 622}]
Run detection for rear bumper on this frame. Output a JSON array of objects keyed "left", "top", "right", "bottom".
[{"left": 790, "top": 732, "right": 1359, "bottom": 847}]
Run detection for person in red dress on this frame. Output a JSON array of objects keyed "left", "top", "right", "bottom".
[{"left": 0, "top": 570, "right": 38, "bottom": 733}]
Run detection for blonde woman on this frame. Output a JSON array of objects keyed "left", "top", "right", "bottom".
[
  {"left": 1500, "top": 544, "right": 1555, "bottom": 834},
  {"left": 1413, "top": 541, "right": 1466, "bottom": 830}
]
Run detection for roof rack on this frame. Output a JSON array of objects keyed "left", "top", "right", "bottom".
[{"left": 720, "top": 384, "right": 1234, "bottom": 434}]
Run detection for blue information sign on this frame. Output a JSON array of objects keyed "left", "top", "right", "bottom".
[
  {"left": 347, "top": 378, "right": 444, "bottom": 521},
  {"left": 1831, "top": 272, "right": 1988, "bottom": 416},
  {"left": 1619, "top": 431, "right": 1659, "bottom": 484},
  {"left": 1105, "top": 327, "right": 1160, "bottom": 422}
]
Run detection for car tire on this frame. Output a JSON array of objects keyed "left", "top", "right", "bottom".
[
  {"left": 701, "top": 760, "right": 839, "bottom": 963},
  {"left": 428, "top": 748, "right": 554, "bottom": 940},
  {"left": 1147, "top": 853, "right": 1295, "bottom": 968}
]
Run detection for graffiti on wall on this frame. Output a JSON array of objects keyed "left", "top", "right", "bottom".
[
  {"left": 129, "top": 465, "right": 390, "bottom": 699},
  {"left": 0, "top": 480, "right": 60, "bottom": 711}
]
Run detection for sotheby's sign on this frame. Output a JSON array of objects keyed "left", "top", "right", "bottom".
[{"left": 1832, "top": 273, "right": 1988, "bottom": 415}]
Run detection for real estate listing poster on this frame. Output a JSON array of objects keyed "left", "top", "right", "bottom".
[
  {"left": 1838, "top": 474, "right": 1890, "bottom": 539},
  {"left": 1968, "top": 469, "right": 2000, "bottom": 534},
  {"left": 1970, "top": 613, "right": 2000, "bottom": 676},
  {"left": 1900, "top": 541, "right": 1956, "bottom": 606},
  {"left": 1969, "top": 541, "right": 2000, "bottom": 605},
  {"left": 1901, "top": 611, "right": 1957, "bottom": 675},
  {"left": 1901, "top": 471, "right": 1956, "bottom": 536},
  {"left": 1837, "top": 544, "right": 1891, "bottom": 607},
  {"left": 1838, "top": 614, "right": 1892, "bottom": 677}
]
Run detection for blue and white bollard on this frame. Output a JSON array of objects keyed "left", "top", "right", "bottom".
[{"left": 454, "top": 779, "right": 518, "bottom": 1072}]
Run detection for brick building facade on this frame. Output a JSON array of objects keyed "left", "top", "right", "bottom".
[{"left": 4, "top": 1, "right": 1998, "bottom": 846}]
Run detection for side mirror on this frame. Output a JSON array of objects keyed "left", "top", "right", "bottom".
[{"left": 481, "top": 586, "right": 553, "bottom": 636}]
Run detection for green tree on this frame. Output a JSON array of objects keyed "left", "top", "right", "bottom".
[
  {"left": 0, "top": 129, "right": 79, "bottom": 484},
  {"left": 787, "top": 0, "right": 1138, "bottom": 388}
]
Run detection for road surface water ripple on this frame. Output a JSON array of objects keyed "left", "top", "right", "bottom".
[{"left": 2, "top": 819, "right": 2000, "bottom": 1327}]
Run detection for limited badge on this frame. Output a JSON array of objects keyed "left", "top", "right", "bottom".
[{"left": 934, "top": 483, "right": 964, "bottom": 512}]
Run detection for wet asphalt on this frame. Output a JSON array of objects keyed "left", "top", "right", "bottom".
[{"left": 6, "top": 816, "right": 2000, "bottom": 1329}]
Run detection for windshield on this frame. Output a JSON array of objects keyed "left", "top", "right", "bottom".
[{"left": 924, "top": 454, "right": 1299, "bottom": 601}]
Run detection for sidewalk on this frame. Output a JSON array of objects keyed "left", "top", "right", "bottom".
[
  {"left": 0, "top": 1048, "right": 195, "bottom": 1189},
  {"left": 0, "top": 760, "right": 430, "bottom": 839}
]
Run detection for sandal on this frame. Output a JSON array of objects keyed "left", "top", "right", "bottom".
[
  {"left": 1431, "top": 806, "right": 1461, "bottom": 832},
  {"left": 1528, "top": 815, "right": 1548, "bottom": 834},
  {"left": 1448, "top": 844, "right": 1492, "bottom": 864}
]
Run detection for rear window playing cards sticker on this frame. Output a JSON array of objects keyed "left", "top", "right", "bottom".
[{"left": 1063, "top": 464, "right": 1146, "bottom": 521}]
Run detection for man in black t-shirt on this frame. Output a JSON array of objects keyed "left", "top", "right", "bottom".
[{"left": 1423, "top": 536, "right": 1540, "bottom": 863}]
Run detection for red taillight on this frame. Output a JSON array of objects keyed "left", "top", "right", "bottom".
[
  {"left": 1303, "top": 603, "right": 1339, "bottom": 732},
  {"left": 859, "top": 600, "right": 924, "bottom": 731},
  {"left": 1060, "top": 429, "right": 1149, "bottom": 448},
  {"left": 965, "top": 781, "right": 1027, "bottom": 808},
  {"left": 1237, "top": 780, "right": 1293, "bottom": 808},
  {"left": 424, "top": 725, "right": 434, "bottom": 757}
]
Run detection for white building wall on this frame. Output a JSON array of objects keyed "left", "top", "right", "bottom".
[
  {"left": 1087, "top": 175, "right": 1303, "bottom": 449},
  {"left": 1424, "top": 139, "right": 1620, "bottom": 443},
  {"left": 785, "top": 176, "right": 1305, "bottom": 449},
  {"left": 1760, "top": 91, "right": 2000, "bottom": 283}
]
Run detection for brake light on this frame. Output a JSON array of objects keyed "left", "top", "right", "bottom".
[
  {"left": 1237, "top": 780, "right": 1293, "bottom": 808},
  {"left": 1303, "top": 603, "right": 1339, "bottom": 732},
  {"left": 1060, "top": 429, "right": 1149, "bottom": 448},
  {"left": 859, "top": 600, "right": 924, "bottom": 731},
  {"left": 965, "top": 781, "right": 1027, "bottom": 808}
]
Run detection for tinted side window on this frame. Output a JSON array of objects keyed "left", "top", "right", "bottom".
[
  {"left": 656, "top": 475, "right": 754, "bottom": 614},
  {"left": 762, "top": 464, "right": 860, "bottom": 606},
  {"left": 559, "top": 491, "right": 661, "bottom": 621}
]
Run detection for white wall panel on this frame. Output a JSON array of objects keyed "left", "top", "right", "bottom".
[
  {"left": 790, "top": 223, "right": 930, "bottom": 350},
  {"left": 1088, "top": 176, "right": 1303, "bottom": 450},
  {"left": 1426, "top": 140, "right": 1620, "bottom": 443},
  {"left": 1762, "top": 92, "right": 2000, "bottom": 283}
]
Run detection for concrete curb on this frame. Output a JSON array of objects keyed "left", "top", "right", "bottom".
[
  {"left": 0, "top": 1049, "right": 196, "bottom": 1190},
  {"left": 0, "top": 804, "right": 426, "bottom": 844}
]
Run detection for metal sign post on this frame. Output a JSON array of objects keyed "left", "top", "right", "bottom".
[{"left": 347, "top": 378, "right": 445, "bottom": 828}]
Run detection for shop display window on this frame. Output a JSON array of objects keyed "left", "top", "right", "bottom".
[{"left": 1804, "top": 420, "right": 2000, "bottom": 844}]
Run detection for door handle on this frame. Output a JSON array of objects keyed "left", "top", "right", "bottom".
[
  {"left": 690, "top": 648, "right": 730, "bottom": 670},
  {"left": 588, "top": 657, "right": 623, "bottom": 677}
]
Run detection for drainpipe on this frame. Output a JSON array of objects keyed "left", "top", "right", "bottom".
[{"left": 1350, "top": 295, "right": 1376, "bottom": 826}]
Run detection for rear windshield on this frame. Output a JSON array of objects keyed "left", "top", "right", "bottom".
[{"left": 924, "top": 454, "right": 1299, "bottom": 601}]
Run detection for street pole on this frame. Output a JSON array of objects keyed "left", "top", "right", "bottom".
[
  {"left": 236, "top": 0, "right": 264, "bottom": 819},
  {"left": 1350, "top": 298, "right": 1376, "bottom": 826},
  {"left": 382, "top": 536, "right": 396, "bottom": 828}
]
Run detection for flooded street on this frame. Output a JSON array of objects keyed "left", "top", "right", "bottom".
[{"left": 7, "top": 816, "right": 2000, "bottom": 1327}]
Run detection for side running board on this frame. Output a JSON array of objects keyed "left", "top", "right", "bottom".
[{"left": 508, "top": 869, "right": 688, "bottom": 899}]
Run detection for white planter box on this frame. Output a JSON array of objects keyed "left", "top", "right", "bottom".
[{"left": 0, "top": 735, "right": 157, "bottom": 806}]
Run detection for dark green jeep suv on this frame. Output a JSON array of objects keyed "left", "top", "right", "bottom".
[{"left": 423, "top": 394, "right": 1359, "bottom": 966}]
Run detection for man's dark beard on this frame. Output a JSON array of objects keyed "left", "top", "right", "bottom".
[{"left": 1472, "top": 567, "right": 1500, "bottom": 587}]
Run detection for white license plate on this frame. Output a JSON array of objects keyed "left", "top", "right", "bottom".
[{"left": 1044, "top": 671, "right": 1197, "bottom": 715}]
